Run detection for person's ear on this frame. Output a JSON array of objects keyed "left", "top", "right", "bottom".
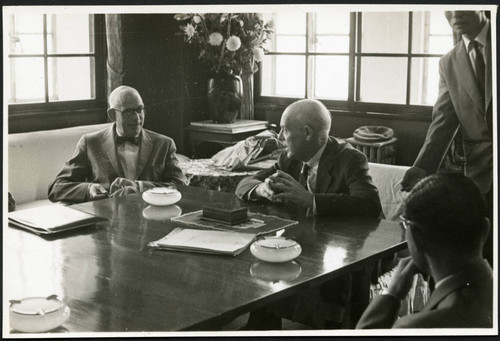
[
  {"left": 479, "top": 217, "right": 490, "bottom": 246},
  {"left": 304, "top": 125, "right": 313, "bottom": 141},
  {"left": 107, "top": 108, "right": 116, "bottom": 122}
]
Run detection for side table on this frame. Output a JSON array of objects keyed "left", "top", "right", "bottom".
[{"left": 186, "top": 119, "right": 268, "bottom": 158}]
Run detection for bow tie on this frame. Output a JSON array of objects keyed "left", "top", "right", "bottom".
[{"left": 117, "top": 136, "right": 140, "bottom": 145}]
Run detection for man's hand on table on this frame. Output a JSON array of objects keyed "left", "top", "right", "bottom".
[
  {"left": 268, "top": 170, "right": 314, "bottom": 209},
  {"left": 109, "top": 177, "right": 140, "bottom": 197},
  {"left": 401, "top": 166, "right": 427, "bottom": 192},
  {"left": 385, "top": 256, "right": 420, "bottom": 300},
  {"left": 252, "top": 179, "right": 280, "bottom": 202},
  {"left": 89, "top": 183, "right": 109, "bottom": 200}
]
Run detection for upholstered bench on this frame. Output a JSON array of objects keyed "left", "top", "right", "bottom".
[{"left": 8, "top": 123, "right": 111, "bottom": 210}]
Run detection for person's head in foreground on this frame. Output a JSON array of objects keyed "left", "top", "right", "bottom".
[
  {"left": 356, "top": 173, "right": 492, "bottom": 329},
  {"left": 403, "top": 173, "right": 489, "bottom": 275}
]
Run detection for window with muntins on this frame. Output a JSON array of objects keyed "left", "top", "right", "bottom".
[
  {"left": 259, "top": 11, "right": 454, "bottom": 114},
  {"left": 7, "top": 13, "right": 105, "bottom": 113}
]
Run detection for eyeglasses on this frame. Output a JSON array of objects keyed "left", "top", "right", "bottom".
[
  {"left": 112, "top": 106, "right": 146, "bottom": 118},
  {"left": 399, "top": 215, "right": 417, "bottom": 231}
]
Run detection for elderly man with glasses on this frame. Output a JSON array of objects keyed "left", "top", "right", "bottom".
[
  {"left": 357, "top": 173, "right": 492, "bottom": 328},
  {"left": 48, "top": 85, "right": 186, "bottom": 203}
]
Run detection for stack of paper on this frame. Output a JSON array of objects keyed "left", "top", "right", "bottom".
[
  {"left": 8, "top": 205, "right": 101, "bottom": 235},
  {"left": 148, "top": 228, "right": 257, "bottom": 256}
]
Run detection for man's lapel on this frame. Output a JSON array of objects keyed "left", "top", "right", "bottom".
[
  {"left": 485, "top": 27, "right": 492, "bottom": 108},
  {"left": 454, "top": 42, "right": 485, "bottom": 113},
  {"left": 135, "top": 129, "right": 153, "bottom": 179},
  {"left": 314, "top": 138, "right": 336, "bottom": 193},
  {"left": 102, "top": 124, "right": 124, "bottom": 177}
]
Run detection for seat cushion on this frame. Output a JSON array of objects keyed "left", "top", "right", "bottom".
[
  {"left": 368, "top": 162, "right": 409, "bottom": 221},
  {"left": 8, "top": 123, "right": 111, "bottom": 205}
]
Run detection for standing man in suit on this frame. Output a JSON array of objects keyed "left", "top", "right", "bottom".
[
  {"left": 357, "top": 173, "right": 492, "bottom": 328},
  {"left": 48, "top": 85, "right": 186, "bottom": 203},
  {"left": 401, "top": 11, "right": 493, "bottom": 263},
  {"left": 236, "top": 99, "right": 381, "bottom": 329},
  {"left": 236, "top": 98, "right": 381, "bottom": 217}
]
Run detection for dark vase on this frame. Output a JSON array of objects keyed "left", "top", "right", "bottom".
[{"left": 207, "top": 73, "right": 243, "bottom": 123}]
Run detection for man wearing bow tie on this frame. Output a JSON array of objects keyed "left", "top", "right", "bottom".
[
  {"left": 401, "top": 11, "right": 493, "bottom": 265},
  {"left": 48, "top": 85, "right": 186, "bottom": 203}
]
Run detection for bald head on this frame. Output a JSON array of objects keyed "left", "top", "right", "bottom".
[
  {"left": 107, "top": 86, "right": 145, "bottom": 137},
  {"left": 279, "top": 99, "right": 332, "bottom": 162},
  {"left": 282, "top": 99, "right": 331, "bottom": 139},
  {"left": 108, "top": 85, "right": 143, "bottom": 109}
]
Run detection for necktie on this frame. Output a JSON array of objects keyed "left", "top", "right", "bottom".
[
  {"left": 471, "top": 40, "right": 486, "bottom": 97},
  {"left": 117, "top": 136, "right": 140, "bottom": 146},
  {"left": 471, "top": 40, "right": 492, "bottom": 135},
  {"left": 299, "top": 163, "right": 310, "bottom": 190}
]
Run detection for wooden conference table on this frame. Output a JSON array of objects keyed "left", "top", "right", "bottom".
[{"left": 5, "top": 186, "right": 406, "bottom": 333}]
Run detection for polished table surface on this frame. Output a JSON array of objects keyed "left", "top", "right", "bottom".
[{"left": 5, "top": 186, "right": 406, "bottom": 333}]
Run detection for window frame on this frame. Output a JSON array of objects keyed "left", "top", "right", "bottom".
[
  {"left": 256, "top": 11, "right": 452, "bottom": 118},
  {"left": 8, "top": 14, "right": 107, "bottom": 132}
]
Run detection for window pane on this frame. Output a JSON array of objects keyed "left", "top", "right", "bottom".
[
  {"left": 412, "top": 11, "right": 453, "bottom": 54},
  {"left": 361, "top": 12, "right": 409, "bottom": 53},
  {"left": 315, "top": 11, "right": 350, "bottom": 34},
  {"left": 47, "top": 14, "right": 94, "bottom": 54},
  {"left": 48, "top": 57, "right": 94, "bottom": 101},
  {"left": 9, "top": 14, "right": 44, "bottom": 54},
  {"left": 410, "top": 57, "right": 440, "bottom": 105},
  {"left": 311, "top": 56, "right": 349, "bottom": 100},
  {"left": 313, "top": 36, "right": 350, "bottom": 53},
  {"left": 266, "top": 12, "right": 306, "bottom": 53},
  {"left": 261, "top": 55, "right": 305, "bottom": 98},
  {"left": 359, "top": 57, "right": 407, "bottom": 104},
  {"left": 310, "top": 11, "right": 350, "bottom": 53},
  {"left": 9, "top": 58, "right": 45, "bottom": 104},
  {"left": 276, "top": 36, "right": 306, "bottom": 53}
]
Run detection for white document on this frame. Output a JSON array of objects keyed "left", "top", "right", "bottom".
[{"left": 149, "top": 228, "right": 257, "bottom": 256}]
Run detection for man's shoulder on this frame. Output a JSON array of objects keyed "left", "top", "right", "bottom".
[
  {"left": 143, "top": 129, "right": 175, "bottom": 143},
  {"left": 441, "top": 41, "right": 464, "bottom": 64},
  {"left": 326, "top": 137, "right": 366, "bottom": 159},
  {"left": 82, "top": 126, "right": 111, "bottom": 141}
]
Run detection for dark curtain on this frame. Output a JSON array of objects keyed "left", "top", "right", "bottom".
[{"left": 105, "top": 14, "right": 124, "bottom": 98}]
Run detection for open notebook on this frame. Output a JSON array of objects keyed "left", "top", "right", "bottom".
[{"left": 8, "top": 204, "right": 102, "bottom": 235}]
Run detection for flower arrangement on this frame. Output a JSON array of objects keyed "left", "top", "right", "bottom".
[{"left": 174, "top": 13, "right": 272, "bottom": 75}]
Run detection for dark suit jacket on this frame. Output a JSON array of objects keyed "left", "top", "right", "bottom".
[
  {"left": 356, "top": 260, "right": 493, "bottom": 328},
  {"left": 414, "top": 27, "right": 492, "bottom": 194},
  {"left": 48, "top": 124, "right": 186, "bottom": 203},
  {"left": 235, "top": 137, "right": 382, "bottom": 217}
]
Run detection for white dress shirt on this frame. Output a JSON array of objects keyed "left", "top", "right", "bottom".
[
  {"left": 116, "top": 132, "right": 140, "bottom": 180},
  {"left": 303, "top": 142, "right": 327, "bottom": 215}
]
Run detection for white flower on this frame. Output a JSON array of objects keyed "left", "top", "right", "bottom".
[
  {"left": 208, "top": 32, "right": 224, "bottom": 46},
  {"left": 193, "top": 15, "right": 202, "bottom": 24},
  {"left": 182, "top": 23, "right": 196, "bottom": 39},
  {"left": 226, "top": 35, "right": 241, "bottom": 51},
  {"left": 252, "top": 47, "right": 264, "bottom": 62}
]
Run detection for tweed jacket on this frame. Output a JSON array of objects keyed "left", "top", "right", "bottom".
[{"left": 48, "top": 124, "right": 186, "bottom": 203}]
